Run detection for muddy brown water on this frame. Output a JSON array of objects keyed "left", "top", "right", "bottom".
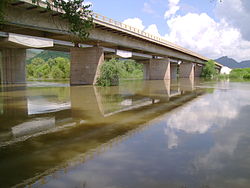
[{"left": 0, "top": 79, "right": 250, "bottom": 188}]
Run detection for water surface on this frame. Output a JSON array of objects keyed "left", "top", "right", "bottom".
[{"left": 1, "top": 79, "right": 250, "bottom": 188}]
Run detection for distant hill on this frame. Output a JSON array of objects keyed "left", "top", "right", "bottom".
[
  {"left": 215, "top": 56, "right": 250, "bottom": 69},
  {"left": 27, "top": 50, "right": 70, "bottom": 64},
  {"left": 26, "top": 49, "right": 43, "bottom": 60},
  {"left": 240, "top": 60, "right": 250, "bottom": 68}
]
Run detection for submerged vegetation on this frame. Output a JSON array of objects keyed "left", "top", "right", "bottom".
[
  {"left": 96, "top": 59, "right": 143, "bottom": 86},
  {"left": 201, "top": 60, "right": 218, "bottom": 78}
]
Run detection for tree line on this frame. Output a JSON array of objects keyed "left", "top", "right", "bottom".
[{"left": 26, "top": 57, "right": 70, "bottom": 80}]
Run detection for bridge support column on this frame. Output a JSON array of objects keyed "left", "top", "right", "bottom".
[
  {"left": 194, "top": 65, "right": 203, "bottom": 77},
  {"left": 143, "top": 63, "right": 150, "bottom": 80},
  {"left": 149, "top": 58, "right": 170, "bottom": 80},
  {"left": 0, "top": 49, "right": 26, "bottom": 84},
  {"left": 170, "top": 64, "right": 178, "bottom": 79},
  {"left": 70, "top": 47, "right": 104, "bottom": 85},
  {"left": 179, "top": 62, "right": 194, "bottom": 79}
]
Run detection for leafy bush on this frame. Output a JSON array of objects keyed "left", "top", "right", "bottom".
[
  {"left": 96, "top": 59, "right": 120, "bottom": 86},
  {"left": 96, "top": 58, "right": 143, "bottom": 86},
  {"left": 243, "top": 74, "right": 250, "bottom": 79},
  {"left": 229, "top": 68, "right": 250, "bottom": 79},
  {"left": 26, "top": 57, "right": 70, "bottom": 80},
  {"left": 118, "top": 59, "right": 143, "bottom": 79},
  {"left": 201, "top": 60, "right": 218, "bottom": 78}
]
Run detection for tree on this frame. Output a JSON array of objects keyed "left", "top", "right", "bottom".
[
  {"left": 201, "top": 60, "right": 218, "bottom": 78},
  {"left": 50, "top": 66, "right": 65, "bottom": 79},
  {"left": 30, "top": 57, "right": 46, "bottom": 66},
  {"left": 96, "top": 58, "right": 143, "bottom": 86},
  {"left": 96, "top": 59, "right": 120, "bottom": 86},
  {"left": 26, "top": 56, "right": 70, "bottom": 80}
]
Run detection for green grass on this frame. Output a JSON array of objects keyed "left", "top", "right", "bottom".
[{"left": 229, "top": 68, "right": 250, "bottom": 79}]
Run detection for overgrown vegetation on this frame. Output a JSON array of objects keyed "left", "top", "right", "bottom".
[
  {"left": 26, "top": 57, "right": 70, "bottom": 80},
  {"left": 0, "top": 0, "right": 13, "bottom": 24},
  {"left": 96, "top": 59, "right": 143, "bottom": 86},
  {"left": 229, "top": 68, "right": 250, "bottom": 79},
  {"left": 201, "top": 60, "right": 218, "bottom": 78}
]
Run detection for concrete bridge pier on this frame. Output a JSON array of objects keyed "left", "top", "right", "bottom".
[
  {"left": 149, "top": 58, "right": 170, "bottom": 80},
  {"left": 0, "top": 49, "right": 26, "bottom": 84},
  {"left": 170, "top": 64, "right": 178, "bottom": 79},
  {"left": 179, "top": 62, "right": 194, "bottom": 79},
  {"left": 70, "top": 47, "right": 104, "bottom": 85},
  {"left": 142, "top": 63, "right": 150, "bottom": 80},
  {"left": 194, "top": 64, "right": 203, "bottom": 77}
]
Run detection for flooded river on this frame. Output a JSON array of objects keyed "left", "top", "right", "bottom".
[{"left": 1, "top": 79, "right": 250, "bottom": 188}]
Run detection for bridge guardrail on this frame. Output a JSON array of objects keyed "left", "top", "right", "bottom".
[{"left": 91, "top": 13, "right": 208, "bottom": 60}]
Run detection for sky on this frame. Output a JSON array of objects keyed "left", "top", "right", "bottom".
[{"left": 85, "top": 0, "right": 250, "bottom": 61}]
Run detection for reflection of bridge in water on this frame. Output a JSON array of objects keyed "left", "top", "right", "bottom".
[{"left": 0, "top": 78, "right": 205, "bottom": 187}]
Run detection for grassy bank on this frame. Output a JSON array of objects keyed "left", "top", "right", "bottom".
[{"left": 229, "top": 68, "right": 250, "bottom": 79}]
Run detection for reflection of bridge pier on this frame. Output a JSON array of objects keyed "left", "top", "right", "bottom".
[
  {"left": 70, "top": 86, "right": 103, "bottom": 121},
  {"left": 179, "top": 77, "right": 195, "bottom": 92},
  {"left": 143, "top": 80, "right": 170, "bottom": 101},
  {"left": 0, "top": 86, "right": 28, "bottom": 117}
]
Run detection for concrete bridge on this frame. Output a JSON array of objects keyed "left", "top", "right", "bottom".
[{"left": 0, "top": 0, "right": 223, "bottom": 85}]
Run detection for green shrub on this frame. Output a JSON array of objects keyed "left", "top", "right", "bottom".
[
  {"left": 96, "top": 58, "right": 143, "bottom": 86},
  {"left": 201, "top": 60, "right": 217, "bottom": 78},
  {"left": 229, "top": 68, "right": 250, "bottom": 79},
  {"left": 243, "top": 73, "right": 250, "bottom": 79},
  {"left": 96, "top": 59, "right": 120, "bottom": 86},
  {"left": 26, "top": 57, "right": 70, "bottom": 80}
]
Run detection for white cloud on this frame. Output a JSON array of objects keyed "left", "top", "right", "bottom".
[
  {"left": 215, "top": 0, "right": 250, "bottom": 41},
  {"left": 120, "top": 0, "right": 250, "bottom": 61},
  {"left": 143, "top": 2, "right": 154, "bottom": 14},
  {"left": 122, "top": 19, "right": 161, "bottom": 37},
  {"left": 83, "top": 1, "right": 93, "bottom": 7},
  {"left": 164, "top": 0, "right": 180, "bottom": 19},
  {"left": 123, "top": 18, "right": 145, "bottom": 30},
  {"left": 164, "top": 12, "right": 250, "bottom": 61},
  {"left": 144, "top": 24, "right": 161, "bottom": 36}
]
